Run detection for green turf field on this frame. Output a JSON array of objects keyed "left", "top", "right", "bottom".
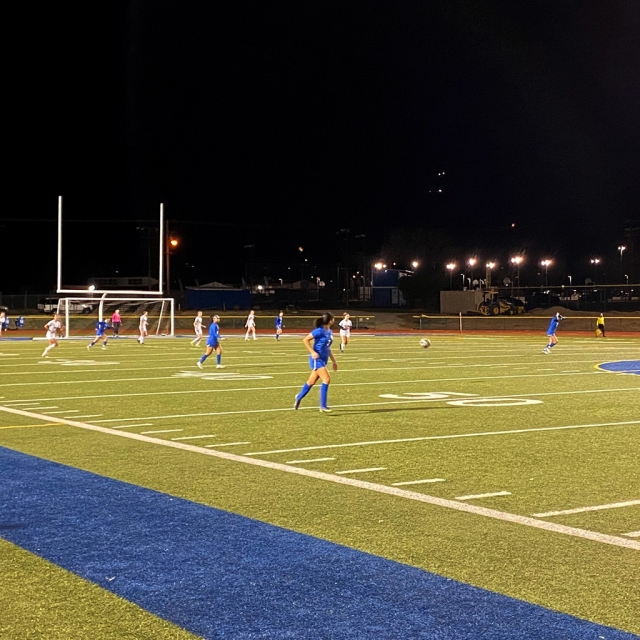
[{"left": 1, "top": 331, "right": 639, "bottom": 637}]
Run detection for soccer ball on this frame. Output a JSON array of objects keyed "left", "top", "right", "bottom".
[{"left": 419, "top": 338, "right": 431, "bottom": 348}]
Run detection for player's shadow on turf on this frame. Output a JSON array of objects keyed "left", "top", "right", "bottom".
[{"left": 336, "top": 405, "right": 453, "bottom": 415}]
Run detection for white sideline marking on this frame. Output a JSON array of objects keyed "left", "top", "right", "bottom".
[
  {"left": 245, "top": 420, "right": 640, "bottom": 456},
  {"left": 0, "top": 405, "right": 638, "bottom": 552},
  {"left": 623, "top": 531, "right": 640, "bottom": 538},
  {"left": 73, "top": 414, "right": 103, "bottom": 419},
  {"left": 171, "top": 434, "right": 216, "bottom": 441},
  {"left": 392, "top": 479, "right": 445, "bottom": 486},
  {"left": 335, "top": 467, "right": 386, "bottom": 475},
  {"left": 286, "top": 457, "right": 336, "bottom": 465},
  {"left": 456, "top": 491, "right": 511, "bottom": 501},
  {"left": 205, "top": 442, "right": 250, "bottom": 448},
  {"left": 1, "top": 401, "right": 42, "bottom": 406},
  {"left": 28, "top": 406, "right": 58, "bottom": 410},
  {"left": 533, "top": 500, "right": 640, "bottom": 518},
  {"left": 140, "top": 429, "right": 183, "bottom": 434},
  {"left": 112, "top": 423, "right": 153, "bottom": 429}
]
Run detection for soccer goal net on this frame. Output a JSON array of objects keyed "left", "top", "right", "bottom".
[{"left": 59, "top": 297, "right": 175, "bottom": 338}]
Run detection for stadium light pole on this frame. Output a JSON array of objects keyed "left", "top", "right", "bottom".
[
  {"left": 485, "top": 262, "right": 495, "bottom": 289},
  {"left": 446, "top": 262, "right": 456, "bottom": 289},
  {"left": 540, "top": 259, "right": 552, "bottom": 287},
  {"left": 510, "top": 256, "right": 523, "bottom": 288},
  {"left": 590, "top": 258, "right": 601, "bottom": 284},
  {"left": 618, "top": 245, "right": 626, "bottom": 262}
]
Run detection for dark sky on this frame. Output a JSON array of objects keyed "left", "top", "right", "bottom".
[{"left": 4, "top": 1, "right": 640, "bottom": 290}]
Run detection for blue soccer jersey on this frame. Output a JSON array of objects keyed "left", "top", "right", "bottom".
[
  {"left": 311, "top": 327, "right": 333, "bottom": 361},
  {"left": 276, "top": 316, "right": 283, "bottom": 329},
  {"left": 547, "top": 315, "right": 560, "bottom": 335},
  {"left": 95, "top": 320, "right": 109, "bottom": 336},
  {"left": 207, "top": 321, "right": 220, "bottom": 347}
]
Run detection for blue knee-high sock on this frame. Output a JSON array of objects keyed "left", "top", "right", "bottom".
[
  {"left": 200, "top": 354, "right": 208, "bottom": 363},
  {"left": 296, "top": 383, "right": 312, "bottom": 401},
  {"left": 320, "top": 383, "right": 329, "bottom": 408},
  {"left": 216, "top": 354, "right": 221, "bottom": 365}
]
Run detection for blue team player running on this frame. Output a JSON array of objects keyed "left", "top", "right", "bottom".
[
  {"left": 197, "top": 315, "right": 225, "bottom": 369},
  {"left": 294, "top": 313, "right": 338, "bottom": 412},
  {"left": 87, "top": 319, "right": 110, "bottom": 351},
  {"left": 543, "top": 312, "right": 565, "bottom": 354},
  {"left": 275, "top": 311, "right": 284, "bottom": 340}
]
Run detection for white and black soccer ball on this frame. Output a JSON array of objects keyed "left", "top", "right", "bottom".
[{"left": 419, "top": 338, "right": 431, "bottom": 349}]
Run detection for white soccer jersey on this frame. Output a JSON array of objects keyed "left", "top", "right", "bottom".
[
  {"left": 139, "top": 314, "right": 148, "bottom": 331},
  {"left": 45, "top": 319, "right": 61, "bottom": 339},
  {"left": 194, "top": 316, "right": 203, "bottom": 335},
  {"left": 245, "top": 314, "right": 255, "bottom": 328},
  {"left": 339, "top": 319, "right": 352, "bottom": 334}
]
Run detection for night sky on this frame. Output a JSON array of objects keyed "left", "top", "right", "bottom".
[{"left": 4, "top": 1, "right": 639, "bottom": 292}]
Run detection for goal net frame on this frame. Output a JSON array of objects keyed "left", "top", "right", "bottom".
[{"left": 58, "top": 295, "right": 175, "bottom": 339}]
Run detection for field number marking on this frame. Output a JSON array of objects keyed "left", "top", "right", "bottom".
[{"left": 0, "top": 404, "right": 638, "bottom": 552}]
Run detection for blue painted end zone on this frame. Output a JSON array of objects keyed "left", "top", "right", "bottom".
[
  {"left": 597, "top": 360, "right": 640, "bottom": 375},
  {"left": 0, "top": 447, "right": 634, "bottom": 640}
]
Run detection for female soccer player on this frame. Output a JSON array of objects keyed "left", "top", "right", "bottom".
[
  {"left": 42, "top": 314, "right": 63, "bottom": 357},
  {"left": 138, "top": 311, "right": 148, "bottom": 344},
  {"left": 245, "top": 310, "right": 257, "bottom": 340},
  {"left": 0, "top": 310, "right": 5, "bottom": 338},
  {"left": 543, "top": 312, "right": 565, "bottom": 353},
  {"left": 338, "top": 312, "right": 352, "bottom": 353},
  {"left": 87, "top": 318, "right": 109, "bottom": 350},
  {"left": 191, "top": 311, "right": 204, "bottom": 346},
  {"left": 294, "top": 313, "right": 338, "bottom": 412},
  {"left": 275, "top": 311, "right": 284, "bottom": 341},
  {"left": 111, "top": 309, "right": 121, "bottom": 337},
  {"left": 197, "top": 315, "right": 224, "bottom": 369}
]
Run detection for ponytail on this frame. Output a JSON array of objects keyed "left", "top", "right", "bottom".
[{"left": 315, "top": 312, "right": 334, "bottom": 328}]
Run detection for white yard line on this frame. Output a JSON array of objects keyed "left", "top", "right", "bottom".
[
  {"left": 533, "top": 500, "right": 640, "bottom": 518},
  {"left": 140, "top": 429, "right": 183, "bottom": 435},
  {"left": 80, "top": 387, "right": 640, "bottom": 424},
  {"left": 73, "top": 414, "right": 103, "bottom": 419},
  {"left": 42, "top": 410, "right": 79, "bottom": 415},
  {"left": 245, "top": 419, "right": 640, "bottom": 456},
  {"left": 205, "top": 442, "right": 250, "bottom": 448},
  {"left": 623, "top": 531, "right": 640, "bottom": 538},
  {"left": 171, "top": 434, "right": 216, "bottom": 441},
  {"left": 392, "top": 479, "right": 445, "bottom": 486},
  {"left": 0, "top": 405, "right": 638, "bottom": 552},
  {"left": 335, "top": 467, "right": 387, "bottom": 475},
  {"left": 111, "top": 423, "right": 153, "bottom": 429},
  {"left": 456, "top": 491, "right": 511, "bottom": 500},
  {"left": 286, "top": 457, "right": 336, "bottom": 465}
]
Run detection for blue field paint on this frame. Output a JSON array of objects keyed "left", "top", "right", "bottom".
[
  {"left": 597, "top": 360, "right": 640, "bottom": 376},
  {"left": 0, "top": 447, "right": 635, "bottom": 640}
]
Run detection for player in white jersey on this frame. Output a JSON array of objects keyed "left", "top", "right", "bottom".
[
  {"left": 191, "top": 311, "right": 204, "bottom": 347},
  {"left": 42, "top": 314, "right": 64, "bottom": 357},
  {"left": 245, "top": 310, "right": 257, "bottom": 340},
  {"left": 338, "top": 312, "right": 352, "bottom": 353},
  {"left": 138, "top": 311, "right": 149, "bottom": 344},
  {"left": 0, "top": 311, "right": 5, "bottom": 338}
]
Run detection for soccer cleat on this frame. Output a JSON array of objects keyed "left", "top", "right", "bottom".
[
  {"left": 319, "top": 407, "right": 332, "bottom": 413},
  {"left": 87, "top": 345, "right": 91, "bottom": 351},
  {"left": 542, "top": 348, "right": 550, "bottom": 354},
  {"left": 216, "top": 364, "right": 225, "bottom": 369},
  {"left": 102, "top": 346, "right": 107, "bottom": 350},
  {"left": 197, "top": 360, "right": 203, "bottom": 369},
  {"left": 294, "top": 396, "right": 301, "bottom": 410}
]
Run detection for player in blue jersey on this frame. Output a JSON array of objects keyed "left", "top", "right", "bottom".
[
  {"left": 197, "top": 315, "right": 224, "bottom": 369},
  {"left": 87, "top": 319, "right": 110, "bottom": 350},
  {"left": 294, "top": 313, "right": 338, "bottom": 412},
  {"left": 275, "top": 311, "right": 284, "bottom": 340},
  {"left": 542, "top": 312, "right": 565, "bottom": 353}
]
